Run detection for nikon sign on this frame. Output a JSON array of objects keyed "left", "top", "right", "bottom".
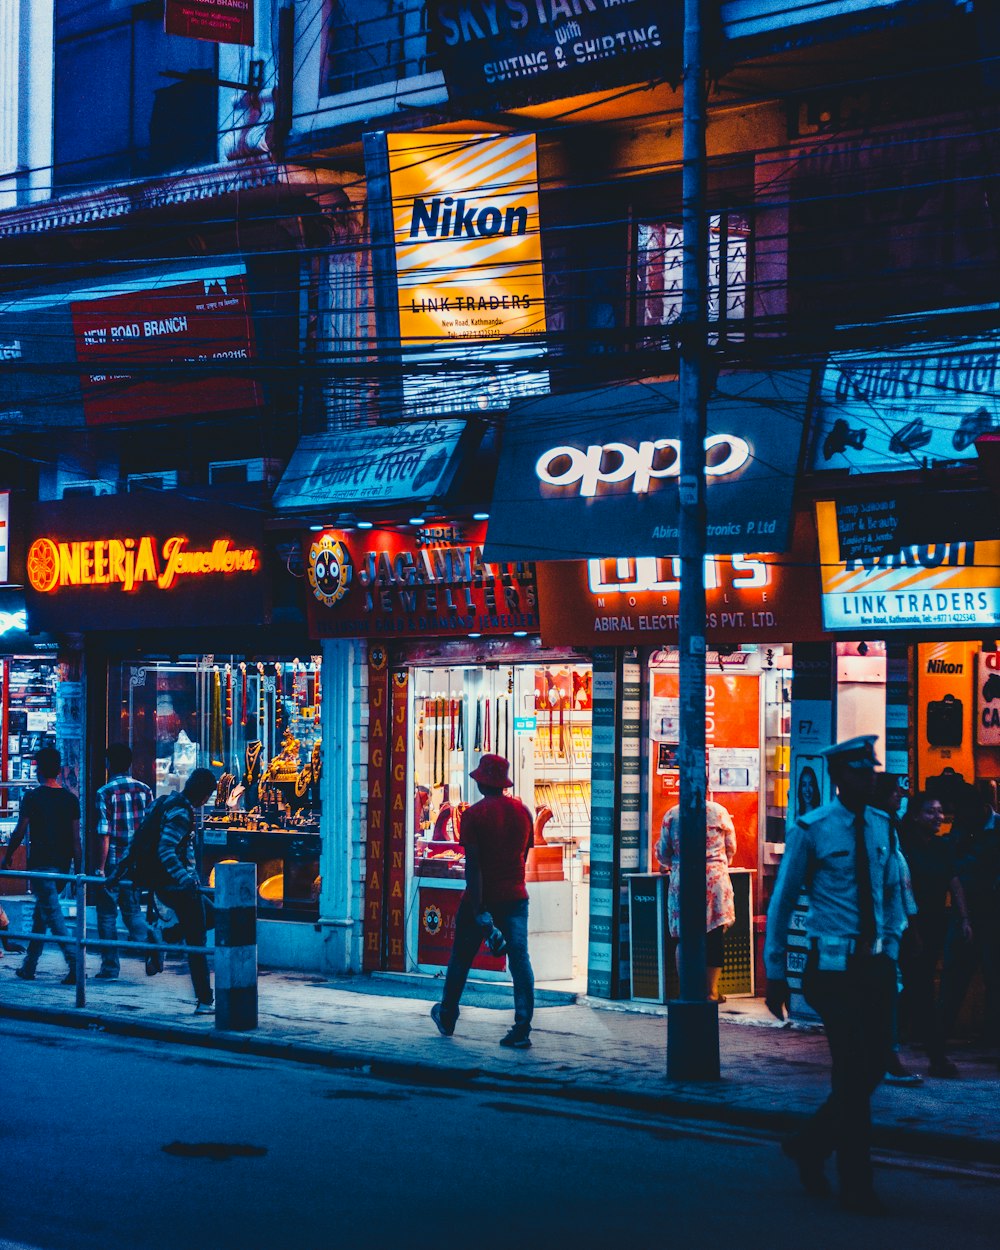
[
  {"left": 483, "top": 373, "right": 810, "bottom": 561},
  {"left": 388, "top": 132, "right": 546, "bottom": 351}
]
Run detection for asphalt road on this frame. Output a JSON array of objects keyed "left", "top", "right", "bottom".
[{"left": 0, "top": 1020, "right": 997, "bottom": 1250}]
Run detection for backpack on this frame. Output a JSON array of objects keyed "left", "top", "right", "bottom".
[{"left": 112, "top": 796, "right": 169, "bottom": 888}]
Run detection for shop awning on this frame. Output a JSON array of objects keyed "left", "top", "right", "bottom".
[
  {"left": 482, "top": 371, "right": 811, "bottom": 562},
  {"left": 272, "top": 419, "right": 469, "bottom": 513}
]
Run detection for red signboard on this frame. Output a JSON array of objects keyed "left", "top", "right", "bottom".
[
  {"left": 387, "top": 669, "right": 409, "bottom": 971},
  {"left": 304, "top": 522, "right": 538, "bottom": 640},
  {"left": 71, "top": 272, "right": 260, "bottom": 425},
  {"left": 537, "top": 512, "right": 825, "bottom": 646},
  {"left": 416, "top": 886, "right": 507, "bottom": 971},
  {"left": 362, "top": 648, "right": 390, "bottom": 971},
  {"left": 165, "top": 0, "right": 254, "bottom": 46}
]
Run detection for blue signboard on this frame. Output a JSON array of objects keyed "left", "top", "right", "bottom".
[{"left": 484, "top": 371, "right": 810, "bottom": 561}]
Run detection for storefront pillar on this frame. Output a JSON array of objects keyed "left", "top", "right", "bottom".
[{"left": 317, "top": 637, "right": 363, "bottom": 972}]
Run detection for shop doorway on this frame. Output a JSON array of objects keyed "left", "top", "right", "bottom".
[{"left": 406, "top": 661, "right": 593, "bottom": 985}]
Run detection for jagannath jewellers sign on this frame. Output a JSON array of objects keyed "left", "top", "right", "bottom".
[
  {"left": 304, "top": 522, "right": 538, "bottom": 638},
  {"left": 811, "top": 336, "right": 1000, "bottom": 473},
  {"left": 816, "top": 499, "right": 1000, "bottom": 631},
  {"left": 428, "top": 1, "right": 681, "bottom": 108},
  {"left": 484, "top": 371, "right": 810, "bottom": 560}
]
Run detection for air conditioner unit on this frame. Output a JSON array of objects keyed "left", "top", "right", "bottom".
[
  {"left": 127, "top": 471, "right": 179, "bottom": 492},
  {"left": 208, "top": 458, "right": 280, "bottom": 486},
  {"left": 61, "top": 479, "right": 118, "bottom": 498}
]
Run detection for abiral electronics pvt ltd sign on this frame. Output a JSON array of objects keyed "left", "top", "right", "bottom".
[
  {"left": 428, "top": 1, "right": 680, "bottom": 109},
  {"left": 304, "top": 522, "right": 537, "bottom": 639},
  {"left": 25, "top": 497, "right": 264, "bottom": 631},
  {"left": 537, "top": 513, "right": 825, "bottom": 646},
  {"left": 484, "top": 371, "right": 810, "bottom": 561},
  {"left": 816, "top": 499, "right": 1000, "bottom": 632}
]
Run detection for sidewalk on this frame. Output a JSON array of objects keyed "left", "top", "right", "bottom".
[{"left": 1, "top": 950, "right": 998, "bottom": 1164}]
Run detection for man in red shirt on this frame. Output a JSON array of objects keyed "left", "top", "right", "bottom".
[{"left": 431, "top": 753, "right": 535, "bottom": 1048}]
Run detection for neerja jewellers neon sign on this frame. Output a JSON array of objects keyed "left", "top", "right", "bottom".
[
  {"left": 26, "top": 534, "right": 259, "bottom": 594},
  {"left": 535, "top": 435, "right": 752, "bottom": 497}
]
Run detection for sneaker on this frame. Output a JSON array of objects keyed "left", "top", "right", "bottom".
[
  {"left": 430, "top": 1003, "right": 455, "bottom": 1037},
  {"left": 145, "top": 951, "right": 164, "bottom": 976},
  {"left": 94, "top": 969, "right": 119, "bottom": 981},
  {"left": 194, "top": 1000, "right": 215, "bottom": 1015},
  {"left": 883, "top": 1054, "right": 923, "bottom": 1085},
  {"left": 14, "top": 965, "right": 35, "bottom": 981},
  {"left": 883, "top": 1068, "right": 923, "bottom": 1086},
  {"left": 499, "top": 1028, "right": 532, "bottom": 1049}
]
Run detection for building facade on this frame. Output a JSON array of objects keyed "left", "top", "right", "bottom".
[{"left": 3, "top": 2, "right": 999, "bottom": 1010}]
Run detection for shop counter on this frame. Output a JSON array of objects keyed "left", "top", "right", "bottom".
[{"left": 413, "top": 875, "right": 575, "bottom": 981}]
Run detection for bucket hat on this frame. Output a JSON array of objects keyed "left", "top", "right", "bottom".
[{"left": 469, "top": 753, "right": 513, "bottom": 789}]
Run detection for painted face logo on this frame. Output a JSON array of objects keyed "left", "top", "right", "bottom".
[
  {"left": 307, "top": 534, "right": 352, "bottom": 607},
  {"left": 421, "top": 904, "right": 443, "bottom": 937},
  {"left": 535, "top": 435, "right": 752, "bottom": 498}
]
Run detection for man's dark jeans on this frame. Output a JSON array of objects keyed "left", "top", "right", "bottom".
[
  {"left": 441, "top": 897, "right": 533, "bottom": 1035},
  {"left": 156, "top": 885, "right": 215, "bottom": 1005},
  {"left": 22, "top": 877, "right": 74, "bottom": 974},
  {"left": 793, "top": 951, "right": 895, "bottom": 1194},
  {"left": 96, "top": 881, "right": 155, "bottom": 975}
]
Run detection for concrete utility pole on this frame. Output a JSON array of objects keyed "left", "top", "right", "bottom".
[{"left": 667, "top": 0, "right": 720, "bottom": 1082}]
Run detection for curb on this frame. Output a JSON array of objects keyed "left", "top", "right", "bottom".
[{"left": 4, "top": 1000, "right": 999, "bottom": 1167}]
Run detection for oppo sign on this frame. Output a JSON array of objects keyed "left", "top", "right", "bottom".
[{"left": 535, "top": 435, "right": 752, "bottom": 497}]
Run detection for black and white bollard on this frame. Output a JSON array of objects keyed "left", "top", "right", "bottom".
[{"left": 214, "top": 862, "right": 258, "bottom": 1031}]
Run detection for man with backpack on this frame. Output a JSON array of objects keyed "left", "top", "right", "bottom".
[
  {"left": 111, "top": 767, "right": 218, "bottom": 1011},
  {"left": 94, "top": 743, "right": 154, "bottom": 980},
  {"left": 0, "top": 747, "right": 81, "bottom": 985}
]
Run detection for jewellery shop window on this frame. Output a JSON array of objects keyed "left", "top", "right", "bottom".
[
  {"left": 1, "top": 658, "right": 64, "bottom": 885},
  {"left": 411, "top": 663, "right": 593, "bottom": 886},
  {"left": 109, "top": 656, "right": 323, "bottom": 921}
]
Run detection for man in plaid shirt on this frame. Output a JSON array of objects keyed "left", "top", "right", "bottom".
[{"left": 94, "top": 743, "right": 155, "bottom": 979}]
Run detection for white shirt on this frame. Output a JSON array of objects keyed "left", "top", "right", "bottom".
[{"left": 765, "top": 797, "right": 907, "bottom": 980}]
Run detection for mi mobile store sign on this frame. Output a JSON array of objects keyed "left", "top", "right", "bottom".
[
  {"left": 388, "top": 132, "right": 546, "bottom": 349},
  {"left": 816, "top": 499, "right": 1000, "bottom": 631}
]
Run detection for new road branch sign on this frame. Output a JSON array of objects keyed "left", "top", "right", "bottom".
[{"left": 484, "top": 371, "right": 810, "bottom": 561}]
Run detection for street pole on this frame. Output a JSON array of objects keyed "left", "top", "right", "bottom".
[{"left": 667, "top": 0, "right": 720, "bottom": 1081}]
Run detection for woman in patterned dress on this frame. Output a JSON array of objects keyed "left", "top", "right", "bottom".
[{"left": 657, "top": 796, "right": 737, "bottom": 1001}]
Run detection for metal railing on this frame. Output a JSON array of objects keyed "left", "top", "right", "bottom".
[{"left": 0, "top": 868, "right": 213, "bottom": 1011}]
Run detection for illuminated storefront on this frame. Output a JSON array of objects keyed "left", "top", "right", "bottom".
[
  {"left": 23, "top": 494, "right": 324, "bottom": 928},
  {"left": 304, "top": 518, "right": 594, "bottom": 984}
]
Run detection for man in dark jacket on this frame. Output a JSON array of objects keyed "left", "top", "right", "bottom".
[{"left": 152, "top": 768, "right": 217, "bottom": 1013}]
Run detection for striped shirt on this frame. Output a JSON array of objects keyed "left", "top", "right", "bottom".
[{"left": 96, "top": 774, "right": 153, "bottom": 872}]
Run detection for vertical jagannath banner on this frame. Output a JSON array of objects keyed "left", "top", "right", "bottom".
[
  {"left": 387, "top": 669, "right": 409, "bottom": 971},
  {"left": 363, "top": 648, "right": 390, "bottom": 971}
]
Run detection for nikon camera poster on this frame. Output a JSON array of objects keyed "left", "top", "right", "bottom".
[{"left": 378, "top": 131, "right": 549, "bottom": 412}]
